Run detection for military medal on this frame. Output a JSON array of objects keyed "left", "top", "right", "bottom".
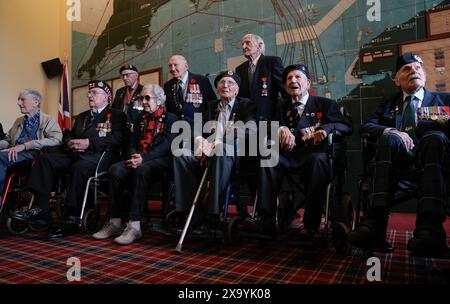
[{"left": 261, "top": 77, "right": 268, "bottom": 97}]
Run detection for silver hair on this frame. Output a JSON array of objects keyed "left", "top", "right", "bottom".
[
  {"left": 20, "top": 89, "right": 42, "bottom": 107},
  {"left": 242, "top": 33, "right": 265, "bottom": 55},
  {"left": 169, "top": 54, "right": 188, "bottom": 65},
  {"left": 142, "top": 83, "right": 166, "bottom": 103}
]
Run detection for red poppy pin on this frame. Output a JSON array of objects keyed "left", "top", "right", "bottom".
[
  {"left": 106, "top": 113, "right": 112, "bottom": 120},
  {"left": 261, "top": 77, "right": 268, "bottom": 82},
  {"left": 316, "top": 112, "right": 322, "bottom": 120},
  {"left": 190, "top": 79, "right": 196, "bottom": 84}
]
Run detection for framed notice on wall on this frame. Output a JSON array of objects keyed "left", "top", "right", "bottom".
[
  {"left": 71, "top": 67, "right": 162, "bottom": 117},
  {"left": 401, "top": 36, "right": 450, "bottom": 92},
  {"left": 427, "top": 7, "right": 450, "bottom": 38}
]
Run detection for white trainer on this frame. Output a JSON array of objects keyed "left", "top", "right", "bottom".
[
  {"left": 92, "top": 222, "right": 123, "bottom": 240},
  {"left": 114, "top": 226, "right": 143, "bottom": 245}
]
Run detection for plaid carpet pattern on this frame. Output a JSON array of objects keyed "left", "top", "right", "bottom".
[{"left": 0, "top": 219, "right": 449, "bottom": 284}]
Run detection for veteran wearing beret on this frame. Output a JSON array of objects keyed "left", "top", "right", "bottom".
[
  {"left": 252, "top": 64, "right": 352, "bottom": 238},
  {"left": 112, "top": 64, "right": 144, "bottom": 129},
  {"left": 13, "top": 80, "right": 128, "bottom": 239},
  {"left": 173, "top": 71, "right": 256, "bottom": 229},
  {"left": 349, "top": 53, "right": 450, "bottom": 257}
]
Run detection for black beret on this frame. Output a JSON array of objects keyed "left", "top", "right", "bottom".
[
  {"left": 119, "top": 64, "right": 138, "bottom": 74},
  {"left": 214, "top": 70, "right": 241, "bottom": 88},
  {"left": 88, "top": 80, "right": 112, "bottom": 101},
  {"left": 282, "top": 64, "right": 310, "bottom": 83},
  {"left": 396, "top": 52, "right": 423, "bottom": 72}
]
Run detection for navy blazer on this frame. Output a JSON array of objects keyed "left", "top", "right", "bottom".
[
  {"left": 277, "top": 95, "right": 353, "bottom": 150},
  {"left": 111, "top": 84, "right": 144, "bottom": 127},
  {"left": 362, "top": 89, "right": 450, "bottom": 139},
  {"left": 69, "top": 107, "right": 128, "bottom": 161},
  {"left": 164, "top": 72, "right": 216, "bottom": 126},
  {"left": 129, "top": 111, "right": 178, "bottom": 162},
  {"left": 236, "top": 54, "right": 286, "bottom": 121}
]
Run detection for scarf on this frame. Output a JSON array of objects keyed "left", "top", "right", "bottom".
[{"left": 139, "top": 107, "right": 166, "bottom": 153}]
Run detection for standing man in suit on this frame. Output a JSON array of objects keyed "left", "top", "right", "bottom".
[
  {"left": 235, "top": 33, "right": 286, "bottom": 121},
  {"left": 254, "top": 64, "right": 352, "bottom": 238},
  {"left": 111, "top": 64, "right": 144, "bottom": 130},
  {"left": 173, "top": 71, "right": 256, "bottom": 228},
  {"left": 164, "top": 55, "right": 216, "bottom": 128},
  {"left": 349, "top": 53, "right": 450, "bottom": 257},
  {"left": 13, "top": 80, "right": 128, "bottom": 238}
]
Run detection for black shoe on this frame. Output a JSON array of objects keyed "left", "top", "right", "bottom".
[
  {"left": 298, "top": 228, "right": 316, "bottom": 242},
  {"left": 11, "top": 207, "right": 49, "bottom": 222},
  {"left": 48, "top": 224, "right": 78, "bottom": 239},
  {"left": 407, "top": 227, "right": 448, "bottom": 258},
  {"left": 242, "top": 217, "right": 275, "bottom": 235}
]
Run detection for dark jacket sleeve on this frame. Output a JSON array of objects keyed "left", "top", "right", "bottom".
[
  {"left": 319, "top": 98, "right": 353, "bottom": 136},
  {"left": 360, "top": 100, "right": 393, "bottom": 138},
  {"left": 89, "top": 110, "right": 128, "bottom": 153},
  {"left": 272, "top": 56, "right": 288, "bottom": 99},
  {"left": 141, "top": 113, "right": 177, "bottom": 162}
]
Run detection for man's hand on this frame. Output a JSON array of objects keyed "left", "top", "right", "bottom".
[
  {"left": 384, "top": 128, "right": 415, "bottom": 151},
  {"left": 2, "top": 144, "right": 26, "bottom": 162},
  {"left": 68, "top": 139, "right": 89, "bottom": 152},
  {"left": 279, "top": 127, "right": 296, "bottom": 151},
  {"left": 313, "top": 129, "right": 327, "bottom": 145},
  {"left": 194, "top": 136, "right": 214, "bottom": 158},
  {"left": 126, "top": 153, "right": 143, "bottom": 169}
]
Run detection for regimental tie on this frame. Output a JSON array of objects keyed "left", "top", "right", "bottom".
[
  {"left": 401, "top": 95, "right": 418, "bottom": 151},
  {"left": 248, "top": 61, "right": 256, "bottom": 87},
  {"left": 177, "top": 80, "right": 184, "bottom": 103}
]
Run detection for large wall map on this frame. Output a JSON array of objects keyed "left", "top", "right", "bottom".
[{"left": 72, "top": 0, "right": 450, "bottom": 198}]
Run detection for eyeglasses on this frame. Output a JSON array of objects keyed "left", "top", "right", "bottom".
[
  {"left": 139, "top": 95, "right": 159, "bottom": 102},
  {"left": 87, "top": 90, "right": 106, "bottom": 97}
]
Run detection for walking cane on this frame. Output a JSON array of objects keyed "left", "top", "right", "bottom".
[{"left": 175, "top": 166, "right": 209, "bottom": 253}]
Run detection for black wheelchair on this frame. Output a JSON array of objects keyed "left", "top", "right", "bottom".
[
  {"left": 354, "top": 132, "right": 450, "bottom": 254},
  {"left": 0, "top": 159, "right": 57, "bottom": 234},
  {"left": 224, "top": 129, "right": 354, "bottom": 254}
]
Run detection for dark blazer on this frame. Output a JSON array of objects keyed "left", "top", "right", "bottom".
[
  {"left": 362, "top": 89, "right": 450, "bottom": 139},
  {"left": 236, "top": 54, "right": 286, "bottom": 121},
  {"left": 69, "top": 107, "right": 128, "bottom": 161},
  {"left": 130, "top": 111, "right": 178, "bottom": 162},
  {"left": 278, "top": 95, "right": 353, "bottom": 150},
  {"left": 111, "top": 84, "right": 144, "bottom": 127},
  {"left": 164, "top": 72, "right": 216, "bottom": 126}
]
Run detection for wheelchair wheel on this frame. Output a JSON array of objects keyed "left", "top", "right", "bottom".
[
  {"left": 226, "top": 216, "right": 243, "bottom": 245},
  {"left": 332, "top": 194, "right": 353, "bottom": 255},
  {"left": 5, "top": 216, "right": 29, "bottom": 235},
  {"left": 277, "top": 191, "right": 296, "bottom": 232},
  {"left": 82, "top": 209, "right": 103, "bottom": 234},
  {"left": 332, "top": 222, "right": 352, "bottom": 255}
]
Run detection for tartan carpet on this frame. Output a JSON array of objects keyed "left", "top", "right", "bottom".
[{"left": 0, "top": 214, "right": 448, "bottom": 284}]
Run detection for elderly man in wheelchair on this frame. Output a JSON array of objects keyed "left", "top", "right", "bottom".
[
  {"left": 0, "top": 89, "right": 62, "bottom": 202},
  {"left": 12, "top": 81, "right": 128, "bottom": 238},
  {"left": 252, "top": 64, "right": 353, "bottom": 241},
  {"left": 348, "top": 53, "right": 450, "bottom": 258}
]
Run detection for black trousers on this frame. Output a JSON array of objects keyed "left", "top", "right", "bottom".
[
  {"left": 28, "top": 150, "right": 118, "bottom": 214},
  {"left": 173, "top": 152, "right": 236, "bottom": 216},
  {"left": 259, "top": 151, "right": 330, "bottom": 230},
  {"left": 108, "top": 156, "right": 172, "bottom": 221},
  {"left": 371, "top": 131, "right": 449, "bottom": 221}
]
